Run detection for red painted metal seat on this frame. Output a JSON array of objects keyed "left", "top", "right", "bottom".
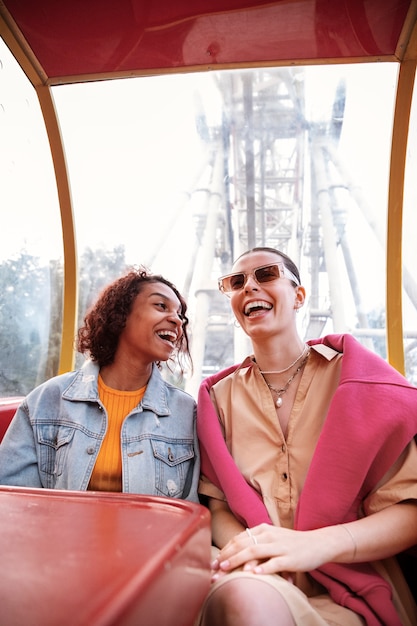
[{"left": 0, "top": 397, "right": 22, "bottom": 442}]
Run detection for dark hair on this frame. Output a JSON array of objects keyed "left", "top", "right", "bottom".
[
  {"left": 77, "top": 266, "right": 192, "bottom": 374},
  {"left": 235, "top": 247, "right": 301, "bottom": 287}
]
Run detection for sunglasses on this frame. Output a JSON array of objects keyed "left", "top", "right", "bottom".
[{"left": 218, "top": 262, "right": 300, "bottom": 296}]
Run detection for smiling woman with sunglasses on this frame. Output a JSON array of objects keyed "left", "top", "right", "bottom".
[{"left": 197, "top": 247, "right": 417, "bottom": 626}]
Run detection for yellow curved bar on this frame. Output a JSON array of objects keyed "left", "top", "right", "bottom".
[
  {"left": 36, "top": 86, "right": 78, "bottom": 373},
  {"left": 387, "top": 57, "right": 416, "bottom": 373}
]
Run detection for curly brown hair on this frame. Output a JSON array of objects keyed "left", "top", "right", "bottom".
[{"left": 77, "top": 267, "right": 192, "bottom": 374}]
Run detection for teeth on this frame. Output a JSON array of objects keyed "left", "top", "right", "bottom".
[
  {"left": 244, "top": 300, "right": 272, "bottom": 315},
  {"left": 156, "top": 330, "right": 177, "bottom": 343}
]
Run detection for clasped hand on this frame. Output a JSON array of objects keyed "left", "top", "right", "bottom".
[{"left": 211, "top": 523, "right": 333, "bottom": 581}]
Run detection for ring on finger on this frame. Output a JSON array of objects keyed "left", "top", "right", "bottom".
[{"left": 246, "top": 527, "right": 258, "bottom": 545}]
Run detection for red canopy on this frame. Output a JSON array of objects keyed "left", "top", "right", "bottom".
[{"left": 0, "top": 0, "right": 413, "bottom": 83}]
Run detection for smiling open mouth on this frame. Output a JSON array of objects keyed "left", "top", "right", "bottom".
[
  {"left": 156, "top": 330, "right": 177, "bottom": 345},
  {"left": 244, "top": 300, "right": 273, "bottom": 316}
]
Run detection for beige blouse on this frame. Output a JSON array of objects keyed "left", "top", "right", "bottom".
[{"left": 199, "top": 345, "right": 417, "bottom": 625}]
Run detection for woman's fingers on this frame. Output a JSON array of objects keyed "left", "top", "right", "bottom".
[
  {"left": 215, "top": 525, "right": 327, "bottom": 574},
  {"left": 211, "top": 568, "right": 229, "bottom": 582},
  {"left": 216, "top": 527, "right": 268, "bottom": 571}
]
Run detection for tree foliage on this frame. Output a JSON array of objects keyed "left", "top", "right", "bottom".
[
  {"left": 0, "top": 246, "right": 128, "bottom": 396},
  {"left": 0, "top": 252, "right": 56, "bottom": 395}
]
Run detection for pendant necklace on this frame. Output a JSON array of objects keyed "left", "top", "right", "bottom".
[
  {"left": 264, "top": 349, "right": 310, "bottom": 408},
  {"left": 259, "top": 343, "right": 308, "bottom": 376}
]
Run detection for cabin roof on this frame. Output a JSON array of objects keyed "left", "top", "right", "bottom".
[{"left": 0, "top": 0, "right": 415, "bottom": 85}]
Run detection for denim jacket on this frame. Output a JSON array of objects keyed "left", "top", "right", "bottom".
[{"left": 0, "top": 360, "right": 200, "bottom": 502}]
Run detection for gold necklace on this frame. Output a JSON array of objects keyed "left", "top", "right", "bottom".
[
  {"left": 264, "top": 350, "right": 310, "bottom": 408},
  {"left": 259, "top": 343, "right": 308, "bottom": 375}
]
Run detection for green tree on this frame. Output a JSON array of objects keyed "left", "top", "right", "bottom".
[
  {"left": 0, "top": 245, "right": 128, "bottom": 395},
  {"left": 0, "top": 252, "right": 60, "bottom": 395}
]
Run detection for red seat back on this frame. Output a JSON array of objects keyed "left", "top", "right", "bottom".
[{"left": 0, "top": 398, "right": 22, "bottom": 442}]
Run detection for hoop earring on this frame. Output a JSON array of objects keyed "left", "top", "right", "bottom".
[{"left": 234, "top": 319, "right": 240, "bottom": 328}]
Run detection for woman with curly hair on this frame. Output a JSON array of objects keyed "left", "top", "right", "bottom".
[{"left": 0, "top": 267, "right": 199, "bottom": 501}]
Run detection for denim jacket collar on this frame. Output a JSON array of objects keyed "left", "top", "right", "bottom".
[{"left": 62, "top": 360, "right": 171, "bottom": 417}]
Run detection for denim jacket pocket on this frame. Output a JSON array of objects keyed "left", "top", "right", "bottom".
[
  {"left": 151, "top": 439, "right": 195, "bottom": 498},
  {"left": 36, "top": 425, "right": 75, "bottom": 484}
]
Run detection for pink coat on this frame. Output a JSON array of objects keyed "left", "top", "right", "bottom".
[{"left": 197, "top": 334, "right": 417, "bottom": 625}]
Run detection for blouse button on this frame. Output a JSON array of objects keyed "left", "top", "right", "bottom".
[
  {"left": 282, "top": 473, "right": 288, "bottom": 481},
  {"left": 281, "top": 444, "right": 286, "bottom": 453}
]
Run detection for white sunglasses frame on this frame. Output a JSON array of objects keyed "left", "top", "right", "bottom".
[{"left": 218, "top": 262, "right": 300, "bottom": 297}]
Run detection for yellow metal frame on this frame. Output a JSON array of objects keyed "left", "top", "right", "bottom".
[
  {"left": 386, "top": 16, "right": 417, "bottom": 373},
  {"left": 0, "top": 9, "right": 78, "bottom": 373},
  {"left": 36, "top": 86, "right": 78, "bottom": 373}
]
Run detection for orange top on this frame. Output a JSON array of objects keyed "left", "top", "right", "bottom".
[{"left": 88, "top": 376, "right": 146, "bottom": 492}]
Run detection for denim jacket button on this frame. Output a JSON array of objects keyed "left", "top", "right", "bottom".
[{"left": 86, "top": 447, "right": 95, "bottom": 455}]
